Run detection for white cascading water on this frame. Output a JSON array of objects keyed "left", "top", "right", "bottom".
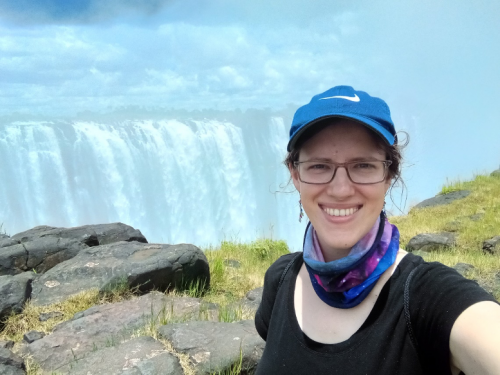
[{"left": 0, "top": 118, "right": 307, "bottom": 250}]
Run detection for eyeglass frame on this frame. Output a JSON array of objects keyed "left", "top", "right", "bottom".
[{"left": 293, "top": 160, "right": 393, "bottom": 185}]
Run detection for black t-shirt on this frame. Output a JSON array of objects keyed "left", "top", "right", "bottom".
[{"left": 255, "top": 253, "right": 496, "bottom": 375}]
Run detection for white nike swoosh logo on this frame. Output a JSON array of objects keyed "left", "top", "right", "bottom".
[{"left": 319, "top": 94, "right": 360, "bottom": 102}]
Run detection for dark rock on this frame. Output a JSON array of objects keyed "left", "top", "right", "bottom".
[
  {"left": 406, "top": 232, "right": 456, "bottom": 252},
  {"left": 23, "top": 330, "right": 45, "bottom": 344},
  {"left": 413, "top": 190, "right": 470, "bottom": 209},
  {"left": 30, "top": 241, "right": 209, "bottom": 306},
  {"left": 24, "top": 292, "right": 211, "bottom": 372},
  {"left": 52, "top": 336, "right": 182, "bottom": 375},
  {"left": 0, "top": 272, "right": 35, "bottom": 323},
  {"left": 224, "top": 259, "right": 241, "bottom": 268},
  {"left": 39, "top": 311, "right": 63, "bottom": 322},
  {"left": 0, "top": 364, "right": 26, "bottom": 375},
  {"left": 483, "top": 236, "right": 500, "bottom": 255},
  {"left": 1, "top": 223, "right": 147, "bottom": 276},
  {"left": 82, "top": 223, "right": 148, "bottom": 245},
  {"left": 158, "top": 320, "right": 265, "bottom": 374},
  {"left": 453, "top": 263, "right": 475, "bottom": 276},
  {"left": 0, "top": 340, "right": 14, "bottom": 350},
  {"left": 245, "top": 287, "right": 263, "bottom": 303},
  {"left": 0, "top": 347, "right": 25, "bottom": 370},
  {"left": 0, "top": 237, "right": 18, "bottom": 249},
  {"left": 491, "top": 169, "right": 500, "bottom": 178},
  {"left": 1, "top": 225, "right": 99, "bottom": 275}
]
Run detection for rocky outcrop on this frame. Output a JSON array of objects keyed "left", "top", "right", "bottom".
[
  {"left": 158, "top": 320, "right": 265, "bottom": 374},
  {"left": 0, "top": 272, "right": 35, "bottom": 324},
  {"left": 483, "top": 236, "right": 500, "bottom": 255},
  {"left": 30, "top": 241, "right": 209, "bottom": 306},
  {"left": 23, "top": 292, "right": 215, "bottom": 373},
  {"left": 0, "top": 223, "right": 147, "bottom": 276},
  {"left": 406, "top": 232, "right": 456, "bottom": 252},
  {"left": 413, "top": 190, "right": 470, "bottom": 209},
  {"left": 0, "top": 347, "right": 26, "bottom": 375},
  {"left": 491, "top": 169, "right": 500, "bottom": 178},
  {"left": 60, "top": 336, "right": 182, "bottom": 375}
]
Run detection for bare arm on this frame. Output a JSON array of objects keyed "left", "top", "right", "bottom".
[{"left": 450, "top": 301, "right": 500, "bottom": 375}]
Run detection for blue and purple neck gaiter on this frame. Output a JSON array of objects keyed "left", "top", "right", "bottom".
[{"left": 303, "top": 213, "right": 400, "bottom": 309}]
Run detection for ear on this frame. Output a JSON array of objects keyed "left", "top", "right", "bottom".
[{"left": 289, "top": 164, "right": 301, "bottom": 192}]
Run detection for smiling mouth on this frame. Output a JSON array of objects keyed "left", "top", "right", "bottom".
[{"left": 322, "top": 206, "right": 361, "bottom": 217}]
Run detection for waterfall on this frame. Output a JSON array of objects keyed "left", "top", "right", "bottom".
[{"left": 0, "top": 118, "right": 307, "bottom": 250}]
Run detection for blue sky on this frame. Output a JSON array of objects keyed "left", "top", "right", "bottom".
[{"left": 1, "top": 0, "right": 500, "bottom": 207}]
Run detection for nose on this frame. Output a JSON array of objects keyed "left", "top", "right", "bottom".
[{"left": 326, "top": 166, "right": 355, "bottom": 198}]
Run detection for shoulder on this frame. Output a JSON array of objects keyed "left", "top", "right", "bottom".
[{"left": 264, "top": 252, "right": 303, "bottom": 283}]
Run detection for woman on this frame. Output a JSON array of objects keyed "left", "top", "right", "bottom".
[{"left": 255, "top": 85, "right": 500, "bottom": 374}]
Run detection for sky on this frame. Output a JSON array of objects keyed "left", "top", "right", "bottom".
[{"left": 1, "top": 0, "right": 500, "bottom": 208}]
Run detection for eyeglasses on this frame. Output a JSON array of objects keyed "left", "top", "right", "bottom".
[{"left": 293, "top": 160, "right": 392, "bottom": 185}]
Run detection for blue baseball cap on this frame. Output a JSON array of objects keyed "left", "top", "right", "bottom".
[{"left": 287, "top": 85, "right": 396, "bottom": 151}]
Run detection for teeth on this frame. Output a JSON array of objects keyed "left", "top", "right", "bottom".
[{"left": 324, "top": 206, "right": 359, "bottom": 217}]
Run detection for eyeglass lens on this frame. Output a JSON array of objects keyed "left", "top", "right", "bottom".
[{"left": 298, "top": 161, "right": 387, "bottom": 184}]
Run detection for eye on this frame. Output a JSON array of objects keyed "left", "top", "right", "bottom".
[
  {"left": 305, "top": 163, "right": 332, "bottom": 172},
  {"left": 353, "top": 162, "right": 377, "bottom": 170}
]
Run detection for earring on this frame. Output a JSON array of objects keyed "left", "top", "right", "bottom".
[{"left": 299, "top": 199, "right": 304, "bottom": 222}]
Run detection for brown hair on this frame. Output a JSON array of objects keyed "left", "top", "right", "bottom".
[{"left": 284, "top": 118, "right": 408, "bottom": 190}]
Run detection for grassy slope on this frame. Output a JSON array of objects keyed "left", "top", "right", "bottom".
[{"left": 391, "top": 174, "right": 500, "bottom": 298}]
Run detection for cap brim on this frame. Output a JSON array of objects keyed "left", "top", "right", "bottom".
[{"left": 287, "top": 114, "right": 395, "bottom": 152}]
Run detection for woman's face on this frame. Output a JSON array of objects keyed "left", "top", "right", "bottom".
[{"left": 291, "top": 120, "right": 391, "bottom": 260}]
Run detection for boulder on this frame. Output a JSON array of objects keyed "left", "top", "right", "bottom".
[
  {"left": 0, "top": 238, "right": 93, "bottom": 276},
  {"left": 50, "top": 336, "right": 182, "bottom": 375},
  {"left": 406, "top": 232, "right": 456, "bottom": 252},
  {"left": 0, "top": 237, "right": 18, "bottom": 249},
  {"left": 158, "top": 320, "right": 265, "bottom": 374},
  {"left": 0, "top": 348, "right": 25, "bottom": 375},
  {"left": 1, "top": 223, "right": 147, "bottom": 276},
  {"left": 491, "top": 169, "right": 500, "bottom": 178},
  {"left": 23, "top": 292, "right": 213, "bottom": 372},
  {"left": 30, "top": 242, "right": 210, "bottom": 306},
  {"left": 0, "top": 272, "right": 35, "bottom": 324},
  {"left": 413, "top": 190, "right": 470, "bottom": 209},
  {"left": 23, "top": 330, "right": 45, "bottom": 344},
  {"left": 453, "top": 263, "right": 475, "bottom": 276},
  {"left": 81, "top": 223, "right": 148, "bottom": 245},
  {"left": 483, "top": 236, "right": 500, "bottom": 255}
]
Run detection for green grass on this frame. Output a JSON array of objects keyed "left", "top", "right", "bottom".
[
  {"left": 392, "top": 174, "right": 500, "bottom": 298},
  {"left": 202, "top": 238, "right": 289, "bottom": 306},
  {"left": 439, "top": 177, "right": 468, "bottom": 195}
]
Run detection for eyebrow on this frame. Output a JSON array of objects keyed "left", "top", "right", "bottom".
[{"left": 302, "top": 156, "right": 383, "bottom": 163}]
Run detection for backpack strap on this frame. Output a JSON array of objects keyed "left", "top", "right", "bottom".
[
  {"left": 404, "top": 264, "right": 424, "bottom": 349},
  {"left": 278, "top": 252, "right": 302, "bottom": 290}
]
